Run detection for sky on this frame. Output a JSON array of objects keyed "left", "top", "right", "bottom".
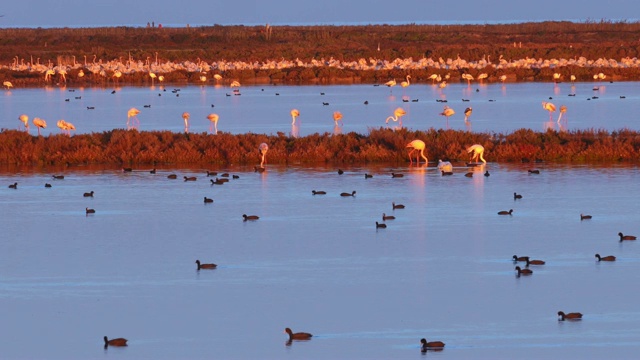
[{"left": 0, "top": 0, "right": 637, "bottom": 28}]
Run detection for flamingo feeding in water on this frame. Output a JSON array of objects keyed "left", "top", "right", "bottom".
[
  {"left": 290, "top": 109, "right": 300, "bottom": 125},
  {"left": 182, "top": 112, "right": 190, "bottom": 132},
  {"left": 207, "top": 113, "right": 219, "bottom": 134},
  {"left": 406, "top": 139, "right": 428, "bottom": 164},
  {"left": 19, "top": 114, "right": 29, "bottom": 132},
  {"left": 542, "top": 101, "right": 556, "bottom": 121},
  {"left": 557, "top": 105, "right": 567, "bottom": 123},
  {"left": 127, "top": 108, "right": 140, "bottom": 129},
  {"left": 333, "top": 111, "right": 343, "bottom": 126},
  {"left": 33, "top": 118, "right": 47, "bottom": 136},
  {"left": 386, "top": 107, "right": 406, "bottom": 125},
  {"left": 259, "top": 143, "right": 269, "bottom": 168},
  {"left": 56, "top": 119, "right": 75, "bottom": 136},
  {"left": 467, "top": 144, "right": 486, "bottom": 164},
  {"left": 3, "top": 81, "right": 13, "bottom": 89}
]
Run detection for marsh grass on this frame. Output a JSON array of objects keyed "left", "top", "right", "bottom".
[{"left": 2, "top": 128, "right": 640, "bottom": 166}]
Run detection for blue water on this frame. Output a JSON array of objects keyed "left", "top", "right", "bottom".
[
  {"left": 1, "top": 161, "right": 640, "bottom": 359},
  {"left": 2, "top": 82, "right": 638, "bottom": 137}
]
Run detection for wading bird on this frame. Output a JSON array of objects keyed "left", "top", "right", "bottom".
[
  {"left": 557, "top": 105, "right": 567, "bottom": 123},
  {"left": 207, "top": 113, "right": 219, "bottom": 134},
  {"left": 290, "top": 109, "right": 300, "bottom": 125},
  {"left": 386, "top": 107, "right": 406, "bottom": 125},
  {"left": 259, "top": 143, "right": 269, "bottom": 168},
  {"left": 19, "top": 114, "right": 29, "bottom": 132},
  {"left": 182, "top": 112, "right": 190, "bottom": 133},
  {"left": 56, "top": 120, "right": 75, "bottom": 136},
  {"left": 3, "top": 81, "right": 13, "bottom": 89},
  {"left": 400, "top": 75, "right": 411, "bottom": 88},
  {"left": 33, "top": 118, "right": 46, "bottom": 135},
  {"left": 406, "top": 139, "right": 428, "bottom": 164},
  {"left": 333, "top": 111, "right": 343, "bottom": 126},
  {"left": 127, "top": 108, "right": 140, "bottom": 129},
  {"left": 467, "top": 144, "right": 486, "bottom": 164},
  {"left": 542, "top": 101, "right": 556, "bottom": 121},
  {"left": 440, "top": 106, "right": 455, "bottom": 127},
  {"left": 464, "top": 107, "right": 473, "bottom": 122}
]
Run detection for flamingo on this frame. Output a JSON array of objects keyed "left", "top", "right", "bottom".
[
  {"left": 428, "top": 74, "right": 438, "bottom": 84},
  {"left": 207, "top": 113, "right": 219, "bottom": 134},
  {"left": 230, "top": 80, "right": 241, "bottom": 87},
  {"left": 570, "top": 75, "right": 576, "bottom": 83},
  {"left": 384, "top": 78, "right": 396, "bottom": 93},
  {"left": 557, "top": 105, "right": 567, "bottom": 123},
  {"left": 33, "top": 118, "right": 47, "bottom": 135},
  {"left": 542, "top": 101, "right": 556, "bottom": 121},
  {"left": 3, "top": 81, "right": 13, "bottom": 89},
  {"left": 78, "top": 69, "right": 85, "bottom": 78},
  {"left": 158, "top": 75, "right": 164, "bottom": 83},
  {"left": 127, "top": 108, "right": 140, "bottom": 129},
  {"left": 149, "top": 72, "right": 157, "bottom": 85},
  {"left": 386, "top": 107, "right": 406, "bottom": 125},
  {"left": 333, "top": 111, "right": 343, "bottom": 126},
  {"left": 406, "top": 139, "right": 428, "bottom": 164},
  {"left": 437, "top": 160, "right": 453, "bottom": 173},
  {"left": 290, "top": 109, "right": 300, "bottom": 125},
  {"left": 440, "top": 106, "right": 455, "bottom": 127},
  {"left": 19, "top": 114, "right": 29, "bottom": 132},
  {"left": 477, "top": 73, "right": 488, "bottom": 83},
  {"left": 44, "top": 69, "right": 55, "bottom": 82},
  {"left": 462, "top": 73, "right": 474, "bottom": 85},
  {"left": 499, "top": 75, "right": 507, "bottom": 83},
  {"left": 213, "top": 74, "right": 222, "bottom": 81},
  {"left": 182, "top": 112, "right": 190, "bottom": 132},
  {"left": 553, "top": 73, "right": 561, "bottom": 83},
  {"left": 259, "top": 142, "right": 269, "bottom": 168},
  {"left": 56, "top": 119, "right": 75, "bottom": 136},
  {"left": 467, "top": 144, "right": 486, "bottom": 164},
  {"left": 199, "top": 75, "right": 207, "bottom": 84},
  {"left": 400, "top": 75, "right": 411, "bottom": 88},
  {"left": 464, "top": 107, "right": 473, "bottom": 122},
  {"left": 113, "top": 70, "right": 122, "bottom": 84}
]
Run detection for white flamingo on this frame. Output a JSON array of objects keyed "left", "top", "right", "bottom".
[
  {"left": 542, "top": 101, "right": 556, "bottom": 121},
  {"left": 19, "top": 114, "right": 29, "bottom": 132},
  {"left": 3, "top": 81, "right": 13, "bottom": 89},
  {"left": 386, "top": 107, "right": 406, "bottom": 125},
  {"left": 127, "top": 108, "right": 140, "bottom": 129},
  {"left": 467, "top": 144, "right": 486, "bottom": 164},
  {"left": 400, "top": 75, "right": 411, "bottom": 88},
  {"left": 33, "top": 118, "right": 47, "bottom": 136},
  {"left": 207, "top": 113, "right": 219, "bottom": 134},
  {"left": 333, "top": 111, "right": 343, "bottom": 126},
  {"left": 557, "top": 105, "right": 567, "bottom": 123},
  {"left": 406, "top": 139, "right": 428, "bottom": 164},
  {"left": 259, "top": 143, "right": 269, "bottom": 168},
  {"left": 290, "top": 109, "right": 300, "bottom": 125},
  {"left": 182, "top": 112, "right": 190, "bottom": 133}
]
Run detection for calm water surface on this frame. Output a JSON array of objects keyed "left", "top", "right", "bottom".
[
  {"left": 1, "top": 82, "right": 639, "bottom": 136},
  {"left": 1, "top": 162, "right": 640, "bottom": 359}
]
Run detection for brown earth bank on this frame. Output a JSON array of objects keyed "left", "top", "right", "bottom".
[
  {"left": 2, "top": 21, "right": 640, "bottom": 86},
  {"left": 1, "top": 128, "right": 640, "bottom": 166}
]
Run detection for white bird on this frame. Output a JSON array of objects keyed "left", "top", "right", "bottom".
[
  {"left": 182, "top": 112, "right": 190, "bottom": 133},
  {"left": 437, "top": 160, "right": 453, "bottom": 172},
  {"left": 440, "top": 106, "right": 455, "bottom": 127},
  {"left": 386, "top": 107, "right": 406, "bottom": 125},
  {"left": 467, "top": 144, "right": 486, "bottom": 164},
  {"left": 127, "top": 108, "right": 141, "bottom": 129},
  {"left": 33, "top": 118, "right": 47, "bottom": 136},
  {"left": 230, "top": 80, "right": 241, "bottom": 87},
  {"left": 207, "top": 113, "right": 219, "bottom": 134},
  {"left": 400, "top": 75, "right": 411, "bottom": 88},
  {"left": 19, "top": 114, "right": 29, "bottom": 132},
  {"left": 333, "top": 111, "right": 343, "bottom": 126},
  {"left": 56, "top": 119, "right": 75, "bottom": 136},
  {"left": 259, "top": 143, "right": 269, "bottom": 168},
  {"left": 557, "top": 105, "right": 567, "bottom": 123},
  {"left": 406, "top": 139, "right": 428, "bottom": 164},
  {"left": 542, "top": 101, "right": 556, "bottom": 121},
  {"left": 3, "top": 81, "right": 13, "bottom": 89},
  {"left": 290, "top": 109, "right": 300, "bottom": 125}
]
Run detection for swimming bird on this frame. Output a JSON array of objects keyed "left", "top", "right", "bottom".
[
  {"left": 364, "top": 173, "right": 373, "bottom": 179},
  {"left": 376, "top": 221, "right": 387, "bottom": 229},
  {"left": 386, "top": 107, "right": 406, "bottom": 125},
  {"left": 515, "top": 266, "right": 532, "bottom": 276},
  {"left": 392, "top": 202, "right": 405, "bottom": 210},
  {"left": 312, "top": 190, "right": 326, "bottom": 195},
  {"left": 580, "top": 214, "right": 592, "bottom": 220},
  {"left": 104, "top": 336, "right": 127, "bottom": 348},
  {"left": 337, "top": 169, "right": 344, "bottom": 175},
  {"left": 83, "top": 191, "right": 94, "bottom": 197},
  {"left": 464, "top": 172, "right": 473, "bottom": 177},
  {"left": 528, "top": 169, "right": 540, "bottom": 174},
  {"left": 437, "top": 160, "right": 453, "bottom": 173},
  {"left": 558, "top": 311, "right": 582, "bottom": 321},
  {"left": 45, "top": 183, "right": 52, "bottom": 188},
  {"left": 86, "top": 207, "right": 96, "bottom": 214},
  {"left": 19, "top": 114, "right": 29, "bottom": 132},
  {"left": 513, "top": 255, "right": 529, "bottom": 262},
  {"left": 484, "top": 170, "right": 490, "bottom": 177},
  {"left": 618, "top": 232, "right": 637, "bottom": 241},
  {"left": 290, "top": 109, "right": 300, "bottom": 125},
  {"left": 285, "top": 328, "right": 312, "bottom": 341},
  {"left": 184, "top": 176, "right": 197, "bottom": 181},
  {"left": 333, "top": 111, "right": 343, "bottom": 126},
  {"left": 391, "top": 173, "right": 404, "bottom": 178},
  {"left": 259, "top": 143, "right": 269, "bottom": 168},
  {"left": 420, "top": 338, "right": 445, "bottom": 352},
  {"left": 542, "top": 101, "right": 556, "bottom": 121},
  {"left": 406, "top": 140, "right": 428, "bottom": 164},
  {"left": 498, "top": 209, "right": 513, "bottom": 215},
  {"left": 514, "top": 192, "right": 523, "bottom": 199},
  {"left": 182, "top": 112, "right": 190, "bottom": 133},
  {"left": 167, "top": 174, "right": 177, "bottom": 179},
  {"left": 340, "top": 191, "right": 356, "bottom": 197},
  {"left": 467, "top": 144, "right": 486, "bottom": 164},
  {"left": 195, "top": 260, "right": 217, "bottom": 269},
  {"left": 382, "top": 213, "right": 395, "bottom": 221},
  {"left": 526, "top": 259, "right": 545, "bottom": 266},
  {"left": 243, "top": 214, "right": 259, "bottom": 221},
  {"left": 464, "top": 107, "right": 472, "bottom": 122},
  {"left": 127, "top": 108, "right": 140, "bottom": 130},
  {"left": 204, "top": 197, "right": 214, "bottom": 203},
  {"left": 8, "top": 182, "right": 17, "bottom": 189},
  {"left": 441, "top": 171, "right": 453, "bottom": 176},
  {"left": 595, "top": 254, "right": 616, "bottom": 262},
  {"left": 33, "top": 118, "right": 47, "bottom": 136}
]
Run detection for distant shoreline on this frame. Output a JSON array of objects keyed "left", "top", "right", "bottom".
[{"left": 1, "top": 21, "right": 640, "bottom": 86}]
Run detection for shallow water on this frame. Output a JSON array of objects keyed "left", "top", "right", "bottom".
[
  {"left": 1, "top": 162, "right": 640, "bottom": 359},
  {"left": 1, "top": 81, "right": 638, "bottom": 137}
]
